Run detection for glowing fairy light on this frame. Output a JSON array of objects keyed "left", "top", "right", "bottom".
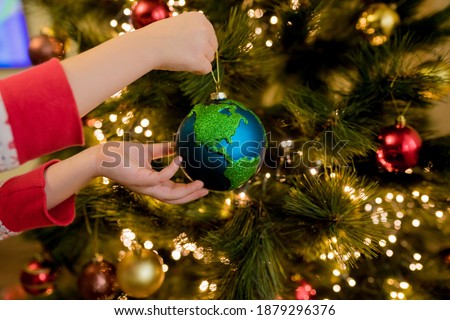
[
  {"left": 399, "top": 282, "right": 409, "bottom": 289},
  {"left": 435, "top": 210, "right": 444, "bottom": 218},
  {"left": 413, "top": 253, "right": 421, "bottom": 261},
  {"left": 254, "top": 9, "right": 264, "bottom": 18},
  {"left": 225, "top": 198, "right": 232, "bottom": 206},
  {"left": 270, "top": 16, "right": 278, "bottom": 24},
  {"left": 123, "top": 8, "right": 131, "bottom": 15},
  {"left": 110, "top": 19, "right": 118, "bottom": 28},
  {"left": 379, "top": 240, "right": 386, "bottom": 247},
  {"left": 134, "top": 126, "right": 143, "bottom": 134},
  {"left": 332, "top": 285, "right": 341, "bottom": 293},
  {"left": 395, "top": 195, "right": 404, "bottom": 203},
  {"left": 143, "top": 241, "right": 153, "bottom": 249},
  {"left": 330, "top": 172, "right": 336, "bottom": 178},
  {"left": 327, "top": 252, "right": 335, "bottom": 259},
  {"left": 388, "top": 235, "right": 397, "bottom": 243},
  {"left": 347, "top": 278, "right": 356, "bottom": 287},
  {"left": 199, "top": 280, "right": 209, "bottom": 292},
  {"left": 102, "top": 177, "right": 110, "bottom": 185},
  {"left": 412, "top": 190, "right": 420, "bottom": 197},
  {"left": 141, "top": 118, "right": 150, "bottom": 127},
  {"left": 116, "top": 128, "right": 124, "bottom": 137},
  {"left": 109, "top": 114, "right": 118, "bottom": 122},
  {"left": 385, "top": 193, "right": 394, "bottom": 201},
  {"left": 171, "top": 250, "right": 181, "bottom": 260},
  {"left": 265, "top": 172, "right": 271, "bottom": 179},
  {"left": 120, "top": 228, "right": 136, "bottom": 248},
  {"left": 121, "top": 23, "right": 132, "bottom": 32},
  {"left": 421, "top": 195, "right": 429, "bottom": 203},
  {"left": 396, "top": 211, "right": 404, "bottom": 218},
  {"left": 265, "top": 39, "right": 273, "bottom": 47},
  {"left": 162, "top": 264, "right": 169, "bottom": 272},
  {"left": 386, "top": 250, "right": 393, "bottom": 257},
  {"left": 94, "top": 120, "right": 102, "bottom": 128},
  {"left": 375, "top": 197, "right": 382, "bottom": 204},
  {"left": 255, "top": 27, "right": 262, "bottom": 35},
  {"left": 364, "top": 204, "right": 372, "bottom": 212},
  {"left": 144, "top": 130, "right": 152, "bottom": 137},
  {"left": 332, "top": 269, "right": 340, "bottom": 276},
  {"left": 397, "top": 292, "right": 405, "bottom": 299},
  {"left": 320, "top": 253, "right": 327, "bottom": 260},
  {"left": 310, "top": 168, "right": 318, "bottom": 175},
  {"left": 412, "top": 219, "right": 420, "bottom": 227}
]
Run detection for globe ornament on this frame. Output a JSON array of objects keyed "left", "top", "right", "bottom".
[
  {"left": 376, "top": 115, "right": 422, "bottom": 173},
  {"left": 117, "top": 249, "right": 165, "bottom": 298},
  {"left": 356, "top": 3, "right": 400, "bottom": 46},
  {"left": 176, "top": 93, "right": 267, "bottom": 191}
]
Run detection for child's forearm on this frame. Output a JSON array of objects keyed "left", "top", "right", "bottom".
[
  {"left": 61, "top": 29, "right": 152, "bottom": 117},
  {"left": 61, "top": 12, "right": 216, "bottom": 117},
  {"left": 44, "top": 146, "right": 100, "bottom": 210}
]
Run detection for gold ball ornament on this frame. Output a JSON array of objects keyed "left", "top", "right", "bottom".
[
  {"left": 356, "top": 3, "right": 400, "bottom": 46},
  {"left": 117, "top": 249, "right": 165, "bottom": 298},
  {"left": 417, "top": 60, "right": 450, "bottom": 100}
]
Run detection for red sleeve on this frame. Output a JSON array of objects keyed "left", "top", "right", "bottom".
[
  {"left": 0, "top": 58, "right": 84, "bottom": 164},
  {"left": 0, "top": 160, "right": 76, "bottom": 233}
]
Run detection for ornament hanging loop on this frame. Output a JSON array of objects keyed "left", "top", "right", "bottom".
[{"left": 210, "top": 51, "right": 227, "bottom": 101}]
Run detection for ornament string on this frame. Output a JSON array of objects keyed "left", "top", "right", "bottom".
[
  {"left": 82, "top": 205, "right": 99, "bottom": 256},
  {"left": 210, "top": 51, "right": 221, "bottom": 93},
  {"left": 389, "top": 86, "right": 412, "bottom": 124}
]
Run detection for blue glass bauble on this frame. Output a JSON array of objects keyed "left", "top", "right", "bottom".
[{"left": 176, "top": 96, "right": 266, "bottom": 191}]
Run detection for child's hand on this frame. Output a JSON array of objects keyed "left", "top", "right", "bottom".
[
  {"left": 95, "top": 141, "right": 209, "bottom": 204},
  {"left": 140, "top": 11, "right": 218, "bottom": 74}
]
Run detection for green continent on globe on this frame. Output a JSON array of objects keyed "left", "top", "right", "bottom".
[
  {"left": 188, "top": 101, "right": 248, "bottom": 145},
  {"left": 224, "top": 156, "right": 261, "bottom": 190}
]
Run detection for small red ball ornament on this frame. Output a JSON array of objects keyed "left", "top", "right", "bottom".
[
  {"left": 28, "top": 34, "right": 65, "bottom": 65},
  {"left": 77, "top": 257, "right": 119, "bottom": 300},
  {"left": 20, "top": 256, "right": 58, "bottom": 296},
  {"left": 376, "top": 116, "right": 422, "bottom": 172},
  {"left": 131, "top": 0, "right": 171, "bottom": 29}
]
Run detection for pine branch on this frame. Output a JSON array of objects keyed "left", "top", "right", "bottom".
[
  {"left": 205, "top": 202, "right": 286, "bottom": 299},
  {"left": 281, "top": 167, "right": 385, "bottom": 266}
]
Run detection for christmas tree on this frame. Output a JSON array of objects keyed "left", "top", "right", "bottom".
[{"left": 13, "top": 0, "right": 450, "bottom": 300}]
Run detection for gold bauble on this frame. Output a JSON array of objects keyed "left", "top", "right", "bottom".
[
  {"left": 117, "top": 249, "right": 165, "bottom": 298},
  {"left": 417, "top": 60, "right": 450, "bottom": 100},
  {"left": 356, "top": 3, "right": 400, "bottom": 46}
]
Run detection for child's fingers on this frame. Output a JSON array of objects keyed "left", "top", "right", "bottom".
[
  {"left": 163, "top": 188, "right": 209, "bottom": 204},
  {"left": 146, "top": 142, "right": 175, "bottom": 160},
  {"left": 148, "top": 180, "right": 206, "bottom": 202}
]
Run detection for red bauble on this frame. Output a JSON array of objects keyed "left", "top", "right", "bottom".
[
  {"left": 376, "top": 117, "right": 422, "bottom": 172},
  {"left": 131, "top": 0, "right": 171, "bottom": 29},
  {"left": 20, "top": 257, "right": 58, "bottom": 296},
  {"left": 77, "top": 258, "right": 119, "bottom": 300},
  {"left": 295, "top": 280, "right": 316, "bottom": 300},
  {"left": 28, "top": 34, "right": 65, "bottom": 65}
]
